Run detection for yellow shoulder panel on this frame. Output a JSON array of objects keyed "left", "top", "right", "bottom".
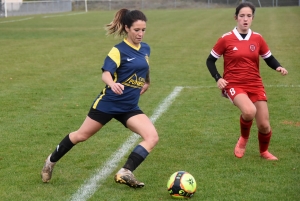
[{"left": 108, "top": 47, "right": 121, "bottom": 68}]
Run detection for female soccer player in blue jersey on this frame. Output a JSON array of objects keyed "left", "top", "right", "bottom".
[{"left": 41, "top": 9, "right": 158, "bottom": 188}]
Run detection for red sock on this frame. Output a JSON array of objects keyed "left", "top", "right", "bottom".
[
  {"left": 258, "top": 130, "right": 272, "bottom": 153},
  {"left": 240, "top": 115, "right": 253, "bottom": 139}
]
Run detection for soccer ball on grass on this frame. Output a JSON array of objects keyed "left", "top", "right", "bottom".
[{"left": 167, "top": 171, "right": 197, "bottom": 199}]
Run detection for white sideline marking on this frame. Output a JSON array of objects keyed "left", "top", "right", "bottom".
[
  {"left": 184, "top": 85, "right": 300, "bottom": 88},
  {"left": 70, "top": 86, "right": 184, "bottom": 201},
  {"left": 43, "top": 12, "right": 86, "bottom": 18},
  {"left": 265, "top": 84, "right": 300, "bottom": 88},
  {"left": 0, "top": 17, "right": 33, "bottom": 24}
]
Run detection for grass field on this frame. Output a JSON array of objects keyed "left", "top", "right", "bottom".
[{"left": 0, "top": 6, "right": 299, "bottom": 201}]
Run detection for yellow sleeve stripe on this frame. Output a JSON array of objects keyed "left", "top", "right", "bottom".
[
  {"left": 108, "top": 47, "right": 121, "bottom": 68},
  {"left": 92, "top": 88, "right": 106, "bottom": 109},
  {"left": 113, "top": 72, "right": 117, "bottom": 82}
]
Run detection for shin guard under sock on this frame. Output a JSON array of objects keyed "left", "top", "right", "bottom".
[
  {"left": 240, "top": 115, "right": 253, "bottom": 139},
  {"left": 50, "top": 134, "right": 75, "bottom": 162},
  {"left": 258, "top": 130, "right": 272, "bottom": 153},
  {"left": 123, "top": 145, "right": 149, "bottom": 172}
]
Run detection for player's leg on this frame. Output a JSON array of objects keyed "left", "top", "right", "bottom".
[
  {"left": 115, "top": 113, "right": 158, "bottom": 188},
  {"left": 230, "top": 91, "right": 256, "bottom": 158},
  {"left": 41, "top": 108, "right": 110, "bottom": 183},
  {"left": 254, "top": 101, "right": 278, "bottom": 160},
  {"left": 126, "top": 114, "right": 158, "bottom": 153}
]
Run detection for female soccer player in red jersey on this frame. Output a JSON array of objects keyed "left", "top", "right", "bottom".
[
  {"left": 41, "top": 9, "right": 158, "bottom": 188},
  {"left": 206, "top": 2, "right": 288, "bottom": 160}
]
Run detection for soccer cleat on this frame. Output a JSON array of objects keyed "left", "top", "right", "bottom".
[
  {"left": 114, "top": 168, "right": 144, "bottom": 188},
  {"left": 260, "top": 151, "right": 278, "bottom": 160},
  {"left": 41, "top": 154, "right": 56, "bottom": 183},
  {"left": 234, "top": 137, "right": 248, "bottom": 158}
]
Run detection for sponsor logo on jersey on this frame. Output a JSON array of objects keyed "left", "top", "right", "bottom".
[{"left": 122, "top": 73, "right": 145, "bottom": 88}]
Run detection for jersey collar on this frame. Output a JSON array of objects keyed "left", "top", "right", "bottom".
[
  {"left": 124, "top": 38, "right": 141, "bottom": 50},
  {"left": 233, "top": 27, "right": 252, "bottom": 41}
]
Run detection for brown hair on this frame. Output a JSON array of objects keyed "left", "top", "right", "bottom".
[
  {"left": 105, "top": 9, "right": 147, "bottom": 37},
  {"left": 235, "top": 1, "right": 255, "bottom": 17}
]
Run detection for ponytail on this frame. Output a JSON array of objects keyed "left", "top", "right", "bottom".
[{"left": 105, "top": 8, "right": 147, "bottom": 37}]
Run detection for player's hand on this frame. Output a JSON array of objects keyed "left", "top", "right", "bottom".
[
  {"left": 110, "top": 83, "right": 124, "bottom": 95},
  {"left": 217, "top": 78, "right": 228, "bottom": 90},
  {"left": 276, "top": 67, "right": 288, "bottom": 76},
  {"left": 140, "top": 83, "right": 149, "bottom": 95}
]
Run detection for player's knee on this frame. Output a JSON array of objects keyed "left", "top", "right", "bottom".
[
  {"left": 152, "top": 133, "right": 159, "bottom": 145},
  {"left": 242, "top": 111, "right": 256, "bottom": 121},
  {"left": 147, "top": 132, "right": 159, "bottom": 147},
  {"left": 257, "top": 123, "right": 270, "bottom": 134},
  {"left": 70, "top": 131, "right": 91, "bottom": 143}
]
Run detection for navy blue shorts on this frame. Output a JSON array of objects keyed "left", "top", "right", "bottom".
[{"left": 87, "top": 108, "right": 144, "bottom": 127}]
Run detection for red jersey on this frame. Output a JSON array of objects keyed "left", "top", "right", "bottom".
[{"left": 210, "top": 28, "right": 271, "bottom": 88}]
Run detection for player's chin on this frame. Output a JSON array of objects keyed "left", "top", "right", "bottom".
[{"left": 136, "top": 38, "right": 142, "bottom": 43}]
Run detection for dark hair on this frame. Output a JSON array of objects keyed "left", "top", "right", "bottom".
[
  {"left": 105, "top": 9, "right": 147, "bottom": 37},
  {"left": 235, "top": 2, "right": 255, "bottom": 16}
]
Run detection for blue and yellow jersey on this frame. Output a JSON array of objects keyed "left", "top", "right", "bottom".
[{"left": 92, "top": 39, "right": 150, "bottom": 114}]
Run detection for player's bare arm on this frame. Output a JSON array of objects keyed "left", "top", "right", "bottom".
[
  {"left": 140, "top": 70, "right": 150, "bottom": 95},
  {"left": 102, "top": 70, "right": 124, "bottom": 95}
]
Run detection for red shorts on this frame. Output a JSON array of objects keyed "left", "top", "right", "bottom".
[{"left": 222, "top": 87, "right": 267, "bottom": 103}]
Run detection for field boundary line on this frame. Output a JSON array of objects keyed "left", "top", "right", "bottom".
[
  {"left": 184, "top": 85, "right": 300, "bottom": 88},
  {"left": 264, "top": 84, "right": 300, "bottom": 88},
  {"left": 43, "top": 12, "right": 86, "bottom": 18},
  {"left": 0, "top": 17, "right": 33, "bottom": 24},
  {"left": 70, "top": 86, "right": 184, "bottom": 201}
]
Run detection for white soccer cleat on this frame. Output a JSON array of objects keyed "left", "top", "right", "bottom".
[
  {"left": 114, "top": 168, "right": 144, "bottom": 188},
  {"left": 41, "top": 154, "right": 56, "bottom": 183}
]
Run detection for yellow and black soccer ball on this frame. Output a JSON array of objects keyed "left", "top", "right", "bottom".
[{"left": 167, "top": 171, "right": 197, "bottom": 199}]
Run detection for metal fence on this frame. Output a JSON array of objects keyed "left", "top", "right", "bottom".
[
  {"left": 1, "top": 0, "right": 299, "bottom": 17},
  {"left": 0, "top": 1, "right": 4, "bottom": 17},
  {"left": 73, "top": 0, "right": 300, "bottom": 11},
  {"left": 0, "top": 0, "right": 72, "bottom": 17}
]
